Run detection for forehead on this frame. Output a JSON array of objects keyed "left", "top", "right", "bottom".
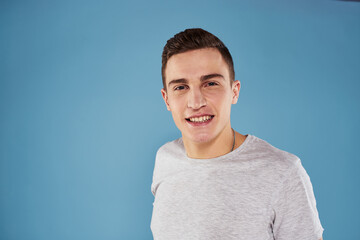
[{"left": 165, "top": 48, "right": 229, "bottom": 83}]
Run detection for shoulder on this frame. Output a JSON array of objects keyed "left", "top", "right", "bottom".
[
  {"left": 250, "top": 135, "right": 300, "bottom": 165},
  {"left": 151, "top": 138, "right": 185, "bottom": 195},
  {"left": 153, "top": 138, "right": 186, "bottom": 177},
  {"left": 248, "top": 135, "right": 303, "bottom": 178},
  {"left": 156, "top": 137, "right": 185, "bottom": 160}
]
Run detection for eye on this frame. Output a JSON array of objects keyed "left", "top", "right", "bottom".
[
  {"left": 174, "top": 85, "right": 188, "bottom": 91},
  {"left": 205, "top": 81, "right": 218, "bottom": 87}
]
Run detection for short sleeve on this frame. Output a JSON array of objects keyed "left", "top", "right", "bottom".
[{"left": 272, "top": 161, "right": 324, "bottom": 240}]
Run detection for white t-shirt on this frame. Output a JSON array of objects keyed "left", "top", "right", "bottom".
[{"left": 150, "top": 134, "right": 324, "bottom": 240}]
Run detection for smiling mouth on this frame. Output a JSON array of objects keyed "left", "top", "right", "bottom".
[{"left": 185, "top": 115, "right": 214, "bottom": 123}]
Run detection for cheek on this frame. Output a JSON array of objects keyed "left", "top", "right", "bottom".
[
  {"left": 168, "top": 98, "right": 185, "bottom": 118},
  {"left": 207, "top": 91, "right": 232, "bottom": 107}
]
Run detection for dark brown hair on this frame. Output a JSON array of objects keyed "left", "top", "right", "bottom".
[{"left": 161, "top": 28, "right": 235, "bottom": 90}]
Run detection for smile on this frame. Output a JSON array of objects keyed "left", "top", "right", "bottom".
[{"left": 186, "top": 115, "right": 214, "bottom": 123}]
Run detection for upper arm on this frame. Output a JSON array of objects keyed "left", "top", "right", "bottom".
[{"left": 272, "top": 161, "right": 324, "bottom": 239}]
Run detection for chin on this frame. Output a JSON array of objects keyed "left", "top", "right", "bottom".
[{"left": 186, "top": 132, "right": 214, "bottom": 143}]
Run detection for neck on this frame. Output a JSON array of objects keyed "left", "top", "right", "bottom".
[{"left": 183, "top": 125, "right": 235, "bottom": 159}]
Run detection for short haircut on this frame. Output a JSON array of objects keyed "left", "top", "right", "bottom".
[{"left": 161, "top": 28, "right": 235, "bottom": 90}]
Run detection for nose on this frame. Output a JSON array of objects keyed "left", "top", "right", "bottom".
[{"left": 187, "top": 87, "right": 206, "bottom": 110}]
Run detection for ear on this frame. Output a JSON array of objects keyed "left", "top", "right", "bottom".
[
  {"left": 161, "top": 88, "right": 171, "bottom": 111},
  {"left": 231, "top": 80, "right": 241, "bottom": 104}
]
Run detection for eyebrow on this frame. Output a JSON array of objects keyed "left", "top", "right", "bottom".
[
  {"left": 167, "top": 73, "right": 225, "bottom": 88},
  {"left": 168, "top": 78, "right": 187, "bottom": 87},
  {"left": 200, "top": 73, "right": 224, "bottom": 81}
]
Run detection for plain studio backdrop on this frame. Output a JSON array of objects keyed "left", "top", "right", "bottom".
[{"left": 1, "top": 0, "right": 359, "bottom": 239}]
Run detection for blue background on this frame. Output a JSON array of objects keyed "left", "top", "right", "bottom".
[{"left": 1, "top": 0, "right": 359, "bottom": 239}]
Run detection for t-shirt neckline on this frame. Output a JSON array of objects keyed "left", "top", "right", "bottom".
[{"left": 179, "top": 134, "right": 254, "bottom": 163}]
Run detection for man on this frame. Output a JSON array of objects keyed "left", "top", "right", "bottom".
[{"left": 151, "top": 28, "right": 324, "bottom": 240}]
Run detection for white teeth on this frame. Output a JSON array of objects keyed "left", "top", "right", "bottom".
[{"left": 189, "top": 115, "right": 212, "bottom": 123}]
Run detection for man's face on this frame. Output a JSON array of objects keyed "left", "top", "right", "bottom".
[{"left": 162, "top": 48, "right": 240, "bottom": 144}]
